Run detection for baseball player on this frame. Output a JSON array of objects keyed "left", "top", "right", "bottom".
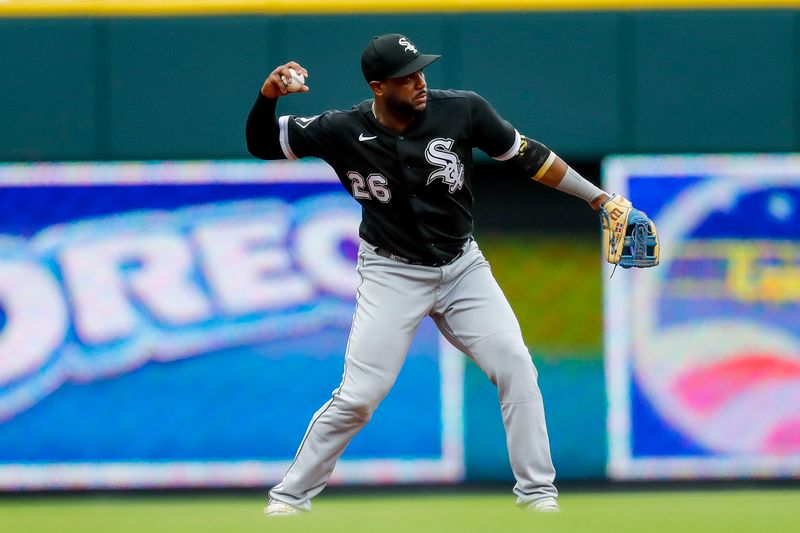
[{"left": 246, "top": 34, "right": 657, "bottom": 516}]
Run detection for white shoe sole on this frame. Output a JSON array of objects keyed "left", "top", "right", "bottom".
[
  {"left": 528, "top": 497, "right": 560, "bottom": 513},
  {"left": 264, "top": 501, "right": 301, "bottom": 517}
]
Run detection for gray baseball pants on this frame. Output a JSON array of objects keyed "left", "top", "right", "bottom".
[{"left": 270, "top": 238, "right": 557, "bottom": 509}]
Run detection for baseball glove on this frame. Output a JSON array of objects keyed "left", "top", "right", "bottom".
[{"left": 599, "top": 194, "right": 660, "bottom": 269}]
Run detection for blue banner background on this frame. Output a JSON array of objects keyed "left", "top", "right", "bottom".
[{"left": 0, "top": 168, "right": 445, "bottom": 471}]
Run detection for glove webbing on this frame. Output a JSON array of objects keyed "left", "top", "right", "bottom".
[{"left": 620, "top": 215, "right": 658, "bottom": 269}]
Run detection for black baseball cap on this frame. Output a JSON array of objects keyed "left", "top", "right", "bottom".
[{"left": 361, "top": 34, "right": 441, "bottom": 82}]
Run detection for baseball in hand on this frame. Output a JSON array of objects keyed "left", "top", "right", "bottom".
[{"left": 284, "top": 68, "right": 305, "bottom": 92}]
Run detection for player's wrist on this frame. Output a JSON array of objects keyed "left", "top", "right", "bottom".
[
  {"left": 591, "top": 193, "right": 610, "bottom": 211},
  {"left": 261, "top": 82, "right": 283, "bottom": 99}
]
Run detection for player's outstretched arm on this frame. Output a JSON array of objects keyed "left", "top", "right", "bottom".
[
  {"left": 520, "top": 143, "right": 608, "bottom": 210},
  {"left": 511, "top": 135, "right": 659, "bottom": 268},
  {"left": 246, "top": 62, "right": 309, "bottom": 160},
  {"left": 492, "top": 123, "right": 609, "bottom": 210}
]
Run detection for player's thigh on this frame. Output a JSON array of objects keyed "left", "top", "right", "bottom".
[
  {"left": 346, "top": 253, "right": 437, "bottom": 373},
  {"left": 433, "top": 264, "right": 537, "bottom": 401},
  {"left": 435, "top": 258, "right": 522, "bottom": 348}
]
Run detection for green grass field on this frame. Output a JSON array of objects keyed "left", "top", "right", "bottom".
[{"left": 1, "top": 489, "right": 797, "bottom": 533}]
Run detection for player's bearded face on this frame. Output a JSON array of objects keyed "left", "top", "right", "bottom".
[{"left": 383, "top": 70, "right": 428, "bottom": 114}]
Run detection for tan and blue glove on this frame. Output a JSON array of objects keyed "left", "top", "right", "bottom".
[{"left": 600, "top": 194, "right": 660, "bottom": 269}]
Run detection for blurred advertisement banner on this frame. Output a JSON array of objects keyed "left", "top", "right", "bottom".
[
  {"left": 604, "top": 154, "right": 800, "bottom": 479},
  {"left": 0, "top": 161, "right": 464, "bottom": 490}
]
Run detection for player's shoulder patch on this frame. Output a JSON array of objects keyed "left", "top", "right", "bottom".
[
  {"left": 291, "top": 108, "right": 350, "bottom": 133},
  {"left": 292, "top": 115, "right": 320, "bottom": 129}
]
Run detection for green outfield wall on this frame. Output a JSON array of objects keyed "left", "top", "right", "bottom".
[{"left": 1, "top": 9, "right": 798, "bottom": 162}]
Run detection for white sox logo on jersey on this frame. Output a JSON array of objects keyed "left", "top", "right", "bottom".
[
  {"left": 398, "top": 37, "right": 417, "bottom": 54},
  {"left": 425, "top": 138, "right": 464, "bottom": 193}
]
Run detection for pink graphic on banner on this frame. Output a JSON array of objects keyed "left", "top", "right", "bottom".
[{"left": 673, "top": 355, "right": 800, "bottom": 415}]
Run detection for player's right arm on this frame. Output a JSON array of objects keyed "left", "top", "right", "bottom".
[{"left": 245, "top": 62, "right": 310, "bottom": 160}]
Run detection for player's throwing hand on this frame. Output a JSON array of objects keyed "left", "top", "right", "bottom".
[{"left": 261, "top": 62, "right": 309, "bottom": 98}]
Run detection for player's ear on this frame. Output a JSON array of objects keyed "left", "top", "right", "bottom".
[{"left": 368, "top": 80, "right": 384, "bottom": 96}]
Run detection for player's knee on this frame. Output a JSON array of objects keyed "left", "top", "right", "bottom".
[
  {"left": 349, "top": 400, "right": 375, "bottom": 422},
  {"left": 498, "top": 360, "right": 541, "bottom": 403},
  {"left": 475, "top": 331, "right": 540, "bottom": 403},
  {"left": 337, "top": 394, "right": 379, "bottom": 423}
]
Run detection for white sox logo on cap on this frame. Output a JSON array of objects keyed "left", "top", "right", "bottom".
[{"left": 398, "top": 37, "right": 418, "bottom": 54}]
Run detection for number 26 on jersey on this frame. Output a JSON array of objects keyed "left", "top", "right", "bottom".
[{"left": 347, "top": 171, "right": 391, "bottom": 203}]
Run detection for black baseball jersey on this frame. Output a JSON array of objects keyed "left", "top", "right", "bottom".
[{"left": 248, "top": 89, "right": 521, "bottom": 265}]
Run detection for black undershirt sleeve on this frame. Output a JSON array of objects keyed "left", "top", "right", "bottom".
[{"left": 245, "top": 93, "right": 286, "bottom": 160}]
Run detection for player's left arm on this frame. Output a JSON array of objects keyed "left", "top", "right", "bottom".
[
  {"left": 510, "top": 138, "right": 659, "bottom": 267},
  {"left": 467, "top": 92, "right": 607, "bottom": 209},
  {"left": 468, "top": 92, "right": 658, "bottom": 268},
  {"left": 506, "top": 136, "right": 609, "bottom": 209}
]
